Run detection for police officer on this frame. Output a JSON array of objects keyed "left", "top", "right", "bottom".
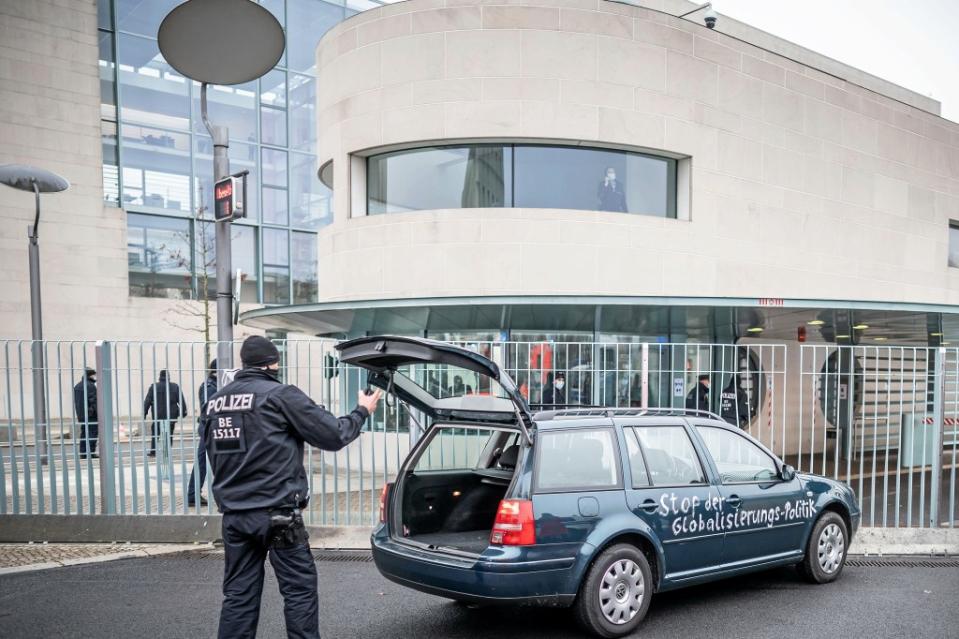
[{"left": 203, "top": 335, "right": 382, "bottom": 639}]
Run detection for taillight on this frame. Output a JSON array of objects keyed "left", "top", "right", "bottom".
[
  {"left": 379, "top": 483, "right": 392, "bottom": 523},
  {"left": 490, "top": 499, "right": 535, "bottom": 546}
]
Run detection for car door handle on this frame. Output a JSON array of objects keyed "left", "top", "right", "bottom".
[
  {"left": 726, "top": 495, "right": 742, "bottom": 509},
  {"left": 640, "top": 499, "right": 658, "bottom": 513}
]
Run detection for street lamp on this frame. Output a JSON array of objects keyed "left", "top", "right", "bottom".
[
  {"left": 0, "top": 164, "right": 70, "bottom": 465},
  {"left": 158, "top": 0, "right": 284, "bottom": 383}
]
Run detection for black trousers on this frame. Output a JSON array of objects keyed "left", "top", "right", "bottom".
[
  {"left": 219, "top": 509, "right": 319, "bottom": 639},
  {"left": 148, "top": 420, "right": 177, "bottom": 455},
  {"left": 78, "top": 421, "right": 98, "bottom": 455}
]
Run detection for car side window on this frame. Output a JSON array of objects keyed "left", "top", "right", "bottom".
[
  {"left": 696, "top": 426, "right": 778, "bottom": 483},
  {"left": 631, "top": 426, "right": 705, "bottom": 486},
  {"left": 536, "top": 429, "right": 620, "bottom": 491},
  {"left": 624, "top": 428, "right": 651, "bottom": 487}
]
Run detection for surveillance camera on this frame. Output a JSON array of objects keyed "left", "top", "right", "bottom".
[{"left": 704, "top": 8, "right": 717, "bottom": 29}]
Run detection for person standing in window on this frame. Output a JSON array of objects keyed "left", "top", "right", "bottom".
[{"left": 597, "top": 167, "right": 627, "bottom": 212}]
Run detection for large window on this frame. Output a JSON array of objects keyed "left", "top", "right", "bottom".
[
  {"left": 117, "top": 33, "right": 190, "bottom": 130},
  {"left": 120, "top": 124, "right": 191, "bottom": 212},
  {"left": 292, "top": 231, "right": 319, "bottom": 303},
  {"left": 127, "top": 213, "right": 191, "bottom": 298},
  {"left": 263, "top": 227, "right": 291, "bottom": 304},
  {"left": 367, "top": 143, "right": 678, "bottom": 217},
  {"left": 193, "top": 223, "right": 259, "bottom": 303}
]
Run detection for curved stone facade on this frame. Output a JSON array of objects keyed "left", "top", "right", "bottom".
[{"left": 315, "top": 0, "right": 959, "bottom": 306}]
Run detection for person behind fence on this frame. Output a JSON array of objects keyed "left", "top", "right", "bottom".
[
  {"left": 204, "top": 335, "right": 382, "bottom": 639},
  {"left": 187, "top": 359, "right": 217, "bottom": 507},
  {"left": 685, "top": 374, "right": 710, "bottom": 412},
  {"left": 719, "top": 375, "right": 751, "bottom": 429},
  {"left": 143, "top": 369, "right": 188, "bottom": 457},
  {"left": 72, "top": 367, "right": 98, "bottom": 459},
  {"left": 542, "top": 372, "right": 566, "bottom": 406}
]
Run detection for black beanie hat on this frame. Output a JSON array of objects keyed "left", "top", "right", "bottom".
[{"left": 241, "top": 336, "right": 280, "bottom": 368}]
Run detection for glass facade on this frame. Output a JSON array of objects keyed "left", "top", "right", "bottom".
[
  {"left": 100, "top": 0, "right": 368, "bottom": 304},
  {"left": 368, "top": 143, "right": 678, "bottom": 217}
]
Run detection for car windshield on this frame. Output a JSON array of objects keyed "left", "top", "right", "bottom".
[{"left": 397, "top": 362, "right": 509, "bottom": 401}]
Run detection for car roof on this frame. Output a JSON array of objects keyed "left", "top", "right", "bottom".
[{"left": 533, "top": 407, "right": 727, "bottom": 427}]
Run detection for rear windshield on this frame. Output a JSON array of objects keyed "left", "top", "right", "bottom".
[
  {"left": 535, "top": 429, "right": 620, "bottom": 491},
  {"left": 415, "top": 426, "right": 520, "bottom": 473},
  {"left": 399, "top": 361, "right": 508, "bottom": 400}
]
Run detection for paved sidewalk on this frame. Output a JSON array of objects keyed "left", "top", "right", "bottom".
[{"left": 0, "top": 542, "right": 201, "bottom": 575}]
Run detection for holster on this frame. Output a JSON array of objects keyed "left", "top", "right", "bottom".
[{"left": 268, "top": 507, "right": 309, "bottom": 549}]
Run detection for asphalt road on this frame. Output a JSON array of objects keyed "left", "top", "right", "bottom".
[{"left": 0, "top": 552, "right": 957, "bottom": 639}]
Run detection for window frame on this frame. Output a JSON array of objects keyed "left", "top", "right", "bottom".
[
  {"left": 626, "top": 424, "right": 709, "bottom": 489},
  {"left": 365, "top": 142, "right": 680, "bottom": 218},
  {"left": 694, "top": 424, "right": 781, "bottom": 486},
  {"left": 532, "top": 427, "right": 624, "bottom": 495}
]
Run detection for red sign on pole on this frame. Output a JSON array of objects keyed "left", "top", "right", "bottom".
[{"left": 214, "top": 177, "right": 235, "bottom": 222}]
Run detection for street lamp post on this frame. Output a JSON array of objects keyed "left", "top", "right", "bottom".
[
  {"left": 0, "top": 164, "right": 70, "bottom": 465},
  {"left": 158, "top": 0, "right": 284, "bottom": 384}
]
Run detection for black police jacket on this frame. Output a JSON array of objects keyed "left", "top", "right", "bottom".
[
  {"left": 201, "top": 367, "right": 369, "bottom": 513},
  {"left": 73, "top": 378, "right": 97, "bottom": 423},
  {"left": 144, "top": 372, "right": 188, "bottom": 421}
]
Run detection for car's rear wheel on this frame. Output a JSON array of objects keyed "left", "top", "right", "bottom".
[
  {"left": 798, "top": 511, "right": 848, "bottom": 584},
  {"left": 574, "top": 544, "right": 652, "bottom": 638}
]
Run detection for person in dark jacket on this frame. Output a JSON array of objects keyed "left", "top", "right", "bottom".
[
  {"left": 685, "top": 374, "right": 710, "bottom": 412},
  {"left": 205, "top": 335, "right": 381, "bottom": 639},
  {"left": 719, "top": 375, "right": 751, "bottom": 429},
  {"left": 144, "top": 369, "right": 188, "bottom": 457},
  {"left": 187, "top": 360, "right": 218, "bottom": 507},
  {"left": 73, "top": 367, "right": 98, "bottom": 458},
  {"left": 597, "top": 167, "right": 627, "bottom": 212},
  {"left": 542, "top": 372, "right": 567, "bottom": 406}
]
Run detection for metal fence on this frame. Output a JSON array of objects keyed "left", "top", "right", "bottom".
[
  {"left": 1, "top": 339, "right": 956, "bottom": 529},
  {"left": 797, "top": 345, "right": 959, "bottom": 529}
]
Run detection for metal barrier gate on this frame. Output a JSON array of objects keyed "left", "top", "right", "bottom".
[
  {"left": 2, "top": 339, "right": 955, "bottom": 529},
  {"left": 798, "top": 345, "right": 959, "bottom": 528}
]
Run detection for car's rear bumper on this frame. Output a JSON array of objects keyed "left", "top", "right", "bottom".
[{"left": 371, "top": 536, "right": 576, "bottom": 606}]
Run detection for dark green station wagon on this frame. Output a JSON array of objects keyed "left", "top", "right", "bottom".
[{"left": 337, "top": 336, "right": 861, "bottom": 638}]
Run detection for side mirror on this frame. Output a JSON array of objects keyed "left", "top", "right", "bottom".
[{"left": 780, "top": 464, "right": 796, "bottom": 482}]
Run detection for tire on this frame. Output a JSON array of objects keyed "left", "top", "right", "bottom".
[
  {"left": 574, "top": 544, "right": 653, "bottom": 638},
  {"left": 798, "top": 511, "right": 849, "bottom": 584}
]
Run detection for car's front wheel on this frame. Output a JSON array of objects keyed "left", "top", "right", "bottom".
[
  {"left": 574, "top": 544, "right": 653, "bottom": 638},
  {"left": 798, "top": 511, "right": 849, "bottom": 584}
]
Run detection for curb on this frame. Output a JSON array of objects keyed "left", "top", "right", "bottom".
[
  {"left": 851, "top": 527, "right": 959, "bottom": 556},
  {"left": 0, "top": 544, "right": 206, "bottom": 576}
]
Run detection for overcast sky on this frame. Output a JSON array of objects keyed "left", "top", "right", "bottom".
[{"left": 713, "top": 0, "right": 959, "bottom": 123}]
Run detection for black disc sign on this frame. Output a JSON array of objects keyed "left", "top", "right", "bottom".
[{"left": 158, "top": 0, "right": 284, "bottom": 86}]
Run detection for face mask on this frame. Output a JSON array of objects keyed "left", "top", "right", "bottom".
[
  {"left": 265, "top": 367, "right": 280, "bottom": 379},
  {"left": 555, "top": 381, "right": 565, "bottom": 390}
]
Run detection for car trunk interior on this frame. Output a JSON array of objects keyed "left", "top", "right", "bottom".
[{"left": 398, "top": 437, "right": 520, "bottom": 555}]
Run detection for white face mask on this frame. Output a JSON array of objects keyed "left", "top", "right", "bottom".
[{"left": 554, "top": 381, "right": 565, "bottom": 390}]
